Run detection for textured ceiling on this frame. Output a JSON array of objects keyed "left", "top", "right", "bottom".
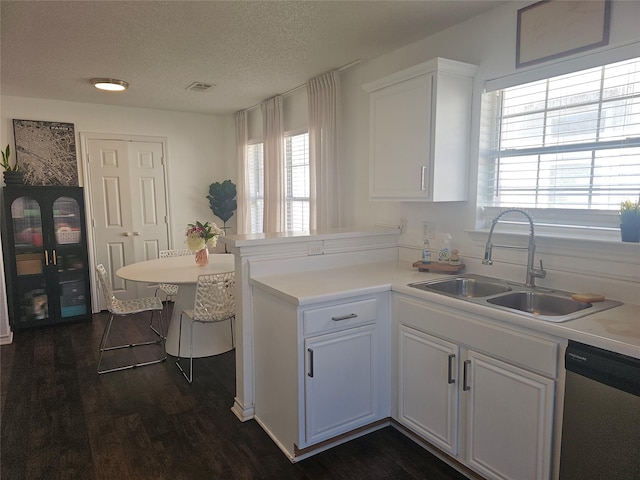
[{"left": 1, "top": 1, "right": 507, "bottom": 115}]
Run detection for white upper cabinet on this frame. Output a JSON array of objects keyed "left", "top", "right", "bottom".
[{"left": 363, "top": 58, "right": 477, "bottom": 201}]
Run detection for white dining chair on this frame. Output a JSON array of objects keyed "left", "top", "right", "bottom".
[
  {"left": 175, "top": 272, "right": 235, "bottom": 383},
  {"left": 154, "top": 248, "right": 194, "bottom": 301},
  {"left": 95, "top": 264, "right": 166, "bottom": 374},
  {"left": 150, "top": 248, "right": 193, "bottom": 337}
]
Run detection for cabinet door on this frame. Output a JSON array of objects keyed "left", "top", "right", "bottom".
[
  {"left": 462, "top": 350, "right": 554, "bottom": 480},
  {"left": 368, "top": 73, "right": 432, "bottom": 200},
  {"left": 51, "top": 193, "right": 90, "bottom": 321},
  {"left": 398, "top": 324, "right": 459, "bottom": 454},
  {"left": 5, "top": 193, "right": 51, "bottom": 327},
  {"left": 304, "top": 324, "right": 378, "bottom": 445}
]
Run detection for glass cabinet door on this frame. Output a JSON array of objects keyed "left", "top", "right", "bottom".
[
  {"left": 53, "top": 196, "right": 87, "bottom": 318},
  {"left": 10, "top": 196, "right": 49, "bottom": 324}
]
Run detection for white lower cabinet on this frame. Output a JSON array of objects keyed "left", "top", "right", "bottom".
[
  {"left": 399, "top": 326, "right": 459, "bottom": 453},
  {"left": 395, "top": 294, "right": 557, "bottom": 480},
  {"left": 253, "top": 288, "right": 389, "bottom": 461},
  {"left": 463, "top": 349, "right": 554, "bottom": 480},
  {"left": 305, "top": 324, "right": 377, "bottom": 444}
]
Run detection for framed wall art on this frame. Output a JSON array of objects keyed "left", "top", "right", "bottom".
[
  {"left": 12, "top": 119, "right": 79, "bottom": 186},
  {"left": 516, "top": 0, "right": 611, "bottom": 68}
]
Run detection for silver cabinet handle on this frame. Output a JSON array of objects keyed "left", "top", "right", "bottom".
[
  {"left": 420, "top": 166, "right": 427, "bottom": 191},
  {"left": 448, "top": 354, "right": 456, "bottom": 384},
  {"left": 123, "top": 232, "right": 132, "bottom": 237},
  {"left": 133, "top": 232, "right": 141, "bottom": 236},
  {"left": 463, "top": 360, "right": 471, "bottom": 391},
  {"left": 307, "top": 348, "right": 314, "bottom": 377},
  {"left": 331, "top": 313, "right": 357, "bottom": 321},
  {"left": 52, "top": 249, "right": 57, "bottom": 266},
  {"left": 44, "top": 250, "right": 49, "bottom": 266}
]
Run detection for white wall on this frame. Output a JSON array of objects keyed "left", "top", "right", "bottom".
[
  {"left": 0, "top": 96, "right": 236, "bottom": 244},
  {"left": 338, "top": 0, "right": 640, "bottom": 300},
  {"left": 0, "top": 96, "right": 236, "bottom": 338}
]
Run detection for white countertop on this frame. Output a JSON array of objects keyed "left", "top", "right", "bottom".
[{"left": 250, "top": 261, "right": 640, "bottom": 360}]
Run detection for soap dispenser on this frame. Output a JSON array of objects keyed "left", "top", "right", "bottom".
[
  {"left": 438, "top": 234, "right": 452, "bottom": 264},
  {"left": 422, "top": 237, "right": 431, "bottom": 264}
]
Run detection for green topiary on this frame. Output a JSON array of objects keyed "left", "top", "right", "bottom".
[{"left": 207, "top": 180, "right": 237, "bottom": 230}]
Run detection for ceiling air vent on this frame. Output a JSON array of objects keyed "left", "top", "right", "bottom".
[{"left": 186, "top": 82, "right": 214, "bottom": 92}]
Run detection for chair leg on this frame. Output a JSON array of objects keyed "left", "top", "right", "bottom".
[
  {"left": 97, "top": 313, "right": 115, "bottom": 374},
  {"left": 189, "top": 319, "right": 195, "bottom": 383},
  {"left": 149, "top": 309, "right": 167, "bottom": 339},
  {"left": 230, "top": 316, "right": 235, "bottom": 349},
  {"left": 150, "top": 291, "right": 169, "bottom": 339},
  {"left": 98, "top": 310, "right": 166, "bottom": 375},
  {"left": 175, "top": 312, "right": 193, "bottom": 383}
]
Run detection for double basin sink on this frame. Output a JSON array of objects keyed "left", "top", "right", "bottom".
[{"left": 409, "top": 274, "right": 622, "bottom": 323}]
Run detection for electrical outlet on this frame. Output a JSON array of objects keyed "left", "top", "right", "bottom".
[
  {"left": 423, "top": 221, "right": 436, "bottom": 240},
  {"left": 399, "top": 218, "right": 407, "bottom": 234},
  {"left": 308, "top": 242, "right": 324, "bottom": 255}
]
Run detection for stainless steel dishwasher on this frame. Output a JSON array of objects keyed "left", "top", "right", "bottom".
[{"left": 559, "top": 340, "right": 640, "bottom": 480}]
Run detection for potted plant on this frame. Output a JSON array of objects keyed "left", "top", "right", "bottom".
[
  {"left": 207, "top": 180, "right": 237, "bottom": 251},
  {"left": 619, "top": 199, "right": 640, "bottom": 243},
  {"left": 1, "top": 144, "right": 23, "bottom": 185}
]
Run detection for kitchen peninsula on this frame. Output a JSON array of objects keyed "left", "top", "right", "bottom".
[{"left": 220, "top": 229, "right": 639, "bottom": 479}]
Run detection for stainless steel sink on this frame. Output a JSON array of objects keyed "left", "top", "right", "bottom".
[
  {"left": 487, "top": 291, "right": 591, "bottom": 316},
  {"left": 407, "top": 274, "right": 622, "bottom": 323},
  {"left": 409, "top": 274, "right": 512, "bottom": 298}
]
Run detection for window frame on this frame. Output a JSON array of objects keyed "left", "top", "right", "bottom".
[
  {"left": 247, "top": 140, "right": 264, "bottom": 234},
  {"left": 245, "top": 129, "right": 310, "bottom": 234},
  {"left": 478, "top": 57, "right": 640, "bottom": 236},
  {"left": 284, "top": 129, "right": 310, "bottom": 232}
]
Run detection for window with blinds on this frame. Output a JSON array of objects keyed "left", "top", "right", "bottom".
[
  {"left": 247, "top": 132, "right": 310, "bottom": 234},
  {"left": 482, "top": 57, "right": 640, "bottom": 229},
  {"left": 247, "top": 142, "right": 264, "bottom": 234},
  {"left": 285, "top": 132, "right": 310, "bottom": 232}
]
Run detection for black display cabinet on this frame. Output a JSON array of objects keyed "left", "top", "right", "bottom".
[{"left": 1, "top": 186, "right": 91, "bottom": 329}]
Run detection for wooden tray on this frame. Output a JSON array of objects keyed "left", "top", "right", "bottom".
[{"left": 412, "top": 260, "right": 465, "bottom": 274}]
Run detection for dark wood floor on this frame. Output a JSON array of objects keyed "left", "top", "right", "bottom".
[{"left": 1, "top": 307, "right": 470, "bottom": 480}]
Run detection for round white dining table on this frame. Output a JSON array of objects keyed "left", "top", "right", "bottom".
[{"left": 116, "top": 253, "right": 235, "bottom": 358}]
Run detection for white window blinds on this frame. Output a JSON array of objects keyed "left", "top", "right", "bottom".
[
  {"left": 246, "top": 133, "right": 310, "bottom": 234},
  {"left": 483, "top": 57, "right": 640, "bottom": 227},
  {"left": 285, "top": 132, "right": 310, "bottom": 232},
  {"left": 247, "top": 142, "right": 264, "bottom": 234}
]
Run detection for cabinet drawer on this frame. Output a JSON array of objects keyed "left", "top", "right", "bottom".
[{"left": 304, "top": 298, "right": 377, "bottom": 336}]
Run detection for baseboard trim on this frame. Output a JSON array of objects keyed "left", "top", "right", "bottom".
[
  {"left": 391, "top": 419, "right": 483, "bottom": 480},
  {"left": 231, "top": 397, "right": 254, "bottom": 422},
  {"left": 294, "top": 418, "right": 390, "bottom": 458},
  {"left": 0, "top": 330, "right": 13, "bottom": 345}
]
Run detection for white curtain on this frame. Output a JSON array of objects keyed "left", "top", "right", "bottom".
[
  {"left": 234, "top": 110, "right": 251, "bottom": 235},
  {"left": 308, "top": 70, "right": 341, "bottom": 230},
  {"left": 261, "top": 96, "right": 285, "bottom": 233}
]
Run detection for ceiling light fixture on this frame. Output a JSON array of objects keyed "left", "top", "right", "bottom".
[{"left": 91, "top": 78, "right": 129, "bottom": 92}]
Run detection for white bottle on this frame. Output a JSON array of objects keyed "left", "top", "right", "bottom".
[
  {"left": 422, "top": 238, "right": 431, "bottom": 264},
  {"left": 438, "top": 234, "right": 452, "bottom": 263}
]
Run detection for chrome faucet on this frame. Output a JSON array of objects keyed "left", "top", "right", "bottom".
[{"left": 482, "top": 208, "right": 546, "bottom": 287}]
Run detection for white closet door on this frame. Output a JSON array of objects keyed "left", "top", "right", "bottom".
[{"left": 87, "top": 138, "right": 169, "bottom": 302}]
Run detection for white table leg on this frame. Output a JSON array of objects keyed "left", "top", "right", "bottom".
[{"left": 164, "top": 285, "right": 234, "bottom": 358}]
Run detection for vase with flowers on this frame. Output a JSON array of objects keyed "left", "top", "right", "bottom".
[{"left": 185, "top": 221, "right": 224, "bottom": 266}]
